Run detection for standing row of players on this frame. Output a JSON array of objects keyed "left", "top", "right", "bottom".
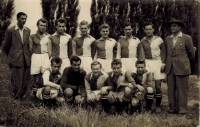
[
  {"left": 30, "top": 17, "right": 166, "bottom": 114},
  {"left": 0, "top": 12, "right": 195, "bottom": 114}
]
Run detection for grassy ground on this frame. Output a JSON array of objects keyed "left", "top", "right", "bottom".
[{"left": 0, "top": 52, "right": 199, "bottom": 127}]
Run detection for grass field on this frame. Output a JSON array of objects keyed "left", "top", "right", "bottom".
[{"left": 0, "top": 52, "right": 199, "bottom": 127}]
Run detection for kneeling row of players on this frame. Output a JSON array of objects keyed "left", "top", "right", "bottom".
[{"left": 32, "top": 56, "right": 159, "bottom": 115}]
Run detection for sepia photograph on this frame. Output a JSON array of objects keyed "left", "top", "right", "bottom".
[{"left": 0, "top": 0, "right": 199, "bottom": 127}]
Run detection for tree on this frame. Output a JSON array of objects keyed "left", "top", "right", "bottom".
[
  {"left": 0, "top": 0, "right": 14, "bottom": 46},
  {"left": 41, "top": 0, "right": 59, "bottom": 34},
  {"left": 41, "top": 0, "right": 80, "bottom": 38}
]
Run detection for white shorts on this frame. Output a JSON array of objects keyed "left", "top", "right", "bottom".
[
  {"left": 31, "top": 53, "right": 50, "bottom": 74},
  {"left": 36, "top": 87, "right": 59, "bottom": 100},
  {"left": 79, "top": 56, "right": 92, "bottom": 74},
  {"left": 145, "top": 59, "right": 166, "bottom": 80},
  {"left": 97, "top": 58, "right": 112, "bottom": 72},
  {"left": 121, "top": 58, "right": 137, "bottom": 73},
  {"left": 50, "top": 57, "right": 70, "bottom": 74}
]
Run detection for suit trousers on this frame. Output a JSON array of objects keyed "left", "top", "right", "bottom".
[
  {"left": 10, "top": 56, "right": 30, "bottom": 99},
  {"left": 167, "top": 66, "right": 188, "bottom": 112}
]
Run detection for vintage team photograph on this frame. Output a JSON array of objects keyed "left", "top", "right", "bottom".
[{"left": 0, "top": 0, "right": 199, "bottom": 127}]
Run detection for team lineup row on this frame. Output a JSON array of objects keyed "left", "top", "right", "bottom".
[{"left": 0, "top": 12, "right": 195, "bottom": 115}]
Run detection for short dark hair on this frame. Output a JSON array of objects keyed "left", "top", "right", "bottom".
[
  {"left": 17, "top": 12, "right": 27, "bottom": 19},
  {"left": 56, "top": 18, "right": 66, "bottom": 26},
  {"left": 91, "top": 61, "right": 102, "bottom": 69},
  {"left": 99, "top": 23, "right": 110, "bottom": 31},
  {"left": 70, "top": 56, "right": 81, "bottom": 64},
  {"left": 124, "top": 22, "right": 133, "bottom": 28},
  {"left": 143, "top": 22, "right": 155, "bottom": 29},
  {"left": 51, "top": 57, "right": 62, "bottom": 65},
  {"left": 135, "top": 60, "right": 146, "bottom": 67},
  {"left": 79, "top": 20, "right": 89, "bottom": 28},
  {"left": 36, "top": 18, "right": 48, "bottom": 26},
  {"left": 111, "top": 59, "right": 122, "bottom": 67}
]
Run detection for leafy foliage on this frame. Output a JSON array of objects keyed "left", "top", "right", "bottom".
[
  {"left": 41, "top": 0, "right": 80, "bottom": 37},
  {"left": 0, "top": 0, "right": 15, "bottom": 46},
  {"left": 89, "top": 0, "right": 198, "bottom": 74}
]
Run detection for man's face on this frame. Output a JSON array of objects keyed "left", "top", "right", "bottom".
[
  {"left": 51, "top": 62, "right": 61, "bottom": 74},
  {"left": 17, "top": 15, "right": 27, "bottom": 26},
  {"left": 136, "top": 63, "right": 145, "bottom": 75},
  {"left": 91, "top": 64, "right": 101, "bottom": 76},
  {"left": 56, "top": 22, "right": 65, "bottom": 34},
  {"left": 112, "top": 64, "right": 122, "bottom": 75},
  {"left": 79, "top": 24, "right": 89, "bottom": 35},
  {"left": 100, "top": 28, "right": 109, "bottom": 38},
  {"left": 37, "top": 21, "right": 47, "bottom": 33},
  {"left": 124, "top": 25, "right": 133, "bottom": 36},
  {"left": 170, "top": 23, "right": 181, "bottom": 34},
  {"left": 144, "top": 25, "right": 154, "bottom": 37},
  {"left": 71, "top": 61, "right": 81, "bottom": 72}
]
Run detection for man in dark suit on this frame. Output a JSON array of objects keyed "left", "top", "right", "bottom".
[
  {"left": 0, "top": 12, "right": 31, "bottom": 100},
  {"left": 164, "top": 18, "right": 195, "bottom": 114}
]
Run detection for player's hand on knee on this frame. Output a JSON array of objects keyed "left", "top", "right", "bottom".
[
  {"left": 136, "top": 85, "right": 144, "bottom": 92},
  {"left": 87, "top": 94, "right": 95, "bottom": 102},
  {"left": 101, "top": 86, "right": 108, "bottom": 95}
]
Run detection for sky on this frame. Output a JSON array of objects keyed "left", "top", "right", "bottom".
[{"left": 11, "top": 0, "right": 92, "bottom": 34}]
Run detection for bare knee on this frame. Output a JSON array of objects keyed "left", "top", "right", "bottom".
[
  {"left": 124, "top": 87, "right": 132, "bottom": 96},
  {"left": 131, "top": 97, "right": 139, "bottom": 107},
  {"left": 42, "top": 86, "right": 51, "bottom": 95},
  {"left": 64, "top": 88, "right": 73, "bottom": 98},
  {"left": 56, "top": 97, "right": 65, "bottom": 106},
  {"left": 75, "top": 95, "right": 85, "bottom": 104},
  {"left": 146, "top": 87, "right": 154, "bottom": 93}
]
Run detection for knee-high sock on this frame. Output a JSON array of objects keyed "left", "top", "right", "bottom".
[
  {"left": 146, "top": 93, "right": 154, "bottom": 110},
  {"left": 42, "top": 94, "right": 51, "bottom": 107},
  {"left": 155, "top": 91, "right": 162, "bottom": 107}
]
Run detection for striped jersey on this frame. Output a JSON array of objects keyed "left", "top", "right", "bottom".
[
  {"left": 91, "top": 38, "right": 117, "bottom": 60},
  {"left": 49, "top": 32, "right": 72, "bottom": 59},
  {"left": 73, "top": 34, "right": 95, "bottom": 57},
  {"left": 140, "top": 36, "right": 165, "bottom": 62},
  {"left": 117, "top": 36, "right": 141, "bottom": 58},
  {"left": 30, "top": 32, "right": 49, "bottom": 54}
]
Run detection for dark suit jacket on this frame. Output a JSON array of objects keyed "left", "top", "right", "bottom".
[
  {"left": 164, "top": 33, "right": 195, "bottom": 75},
  {"left": 1, "top": 25, "right": 31, "bottom": 67}
]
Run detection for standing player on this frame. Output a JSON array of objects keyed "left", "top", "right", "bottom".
[
  {"left": 73, "top": 20, "right": 95, "bottom": 74},
  {"left": 60, "top": 56, "right": 86, "bottom": 106},
  {"left": 106, "top": 59, "right": 143, "bottom": 116},
  {"left": 116, "top": 22, "right": 141, "bottom": 72},
  {"left": 29, "top": 18, "right": 50, "bottom": 96},
  {"left": 48, "top": 18, "right": 75, "bottom": 73},
  {"left": 140, "top": 22, "right": 166, "bottom": 113},
  {"left": 91, "top": 23, "right": 117, "bottom": 72}
]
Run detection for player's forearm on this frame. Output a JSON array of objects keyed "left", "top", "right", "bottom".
[{"left": 43, "top": 80, "right": 59, "bottom": 89}]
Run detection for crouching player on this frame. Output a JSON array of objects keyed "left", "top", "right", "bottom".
[
  {"left": 85, "top": 61, "right": 109, "bottom": 111},
  {"left": 131, "top": 60, "right": 154, "bottom": 112},
  {"left": 106, "top": 59, "right": 141, "bottom": 116},
  {"left": 36, "top": 57, "right": 65, "bottom": 107},
  {"left": 60, "top": 56, "right": 87, "bottom": 106}
]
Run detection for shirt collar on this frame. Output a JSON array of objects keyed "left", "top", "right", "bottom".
[
  {"left": 125, "top": 36, "right": 137, "bottom": 39},
  {"left": 36, "top": 30, "right": 48, "bottom": 35},
  {"left": 90, "top": 71, "right": 104, "bottom": 80},
  {"left": 170, "top": 32, "right": 182, "bottom": 38},
  {"left": 78, "top": 34, "right": 91, "bottom": 38},
  {"left": 111, "top": 71, "right": 123, "bottom": 77},
  {"left": 53, "top": 32, "right": 68, "bottom": 36},
  {"left": 100, "top": 37, "right": 112, "bottom": 41},
  {"left": 69, "top": 67, "right": 84, "bottom": 73},
  {"left": 15, "top": 24, "right": 27, "bottom": 30},
  {"left": 143, "top": 35, "right": 159, "bottom": 41}
]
